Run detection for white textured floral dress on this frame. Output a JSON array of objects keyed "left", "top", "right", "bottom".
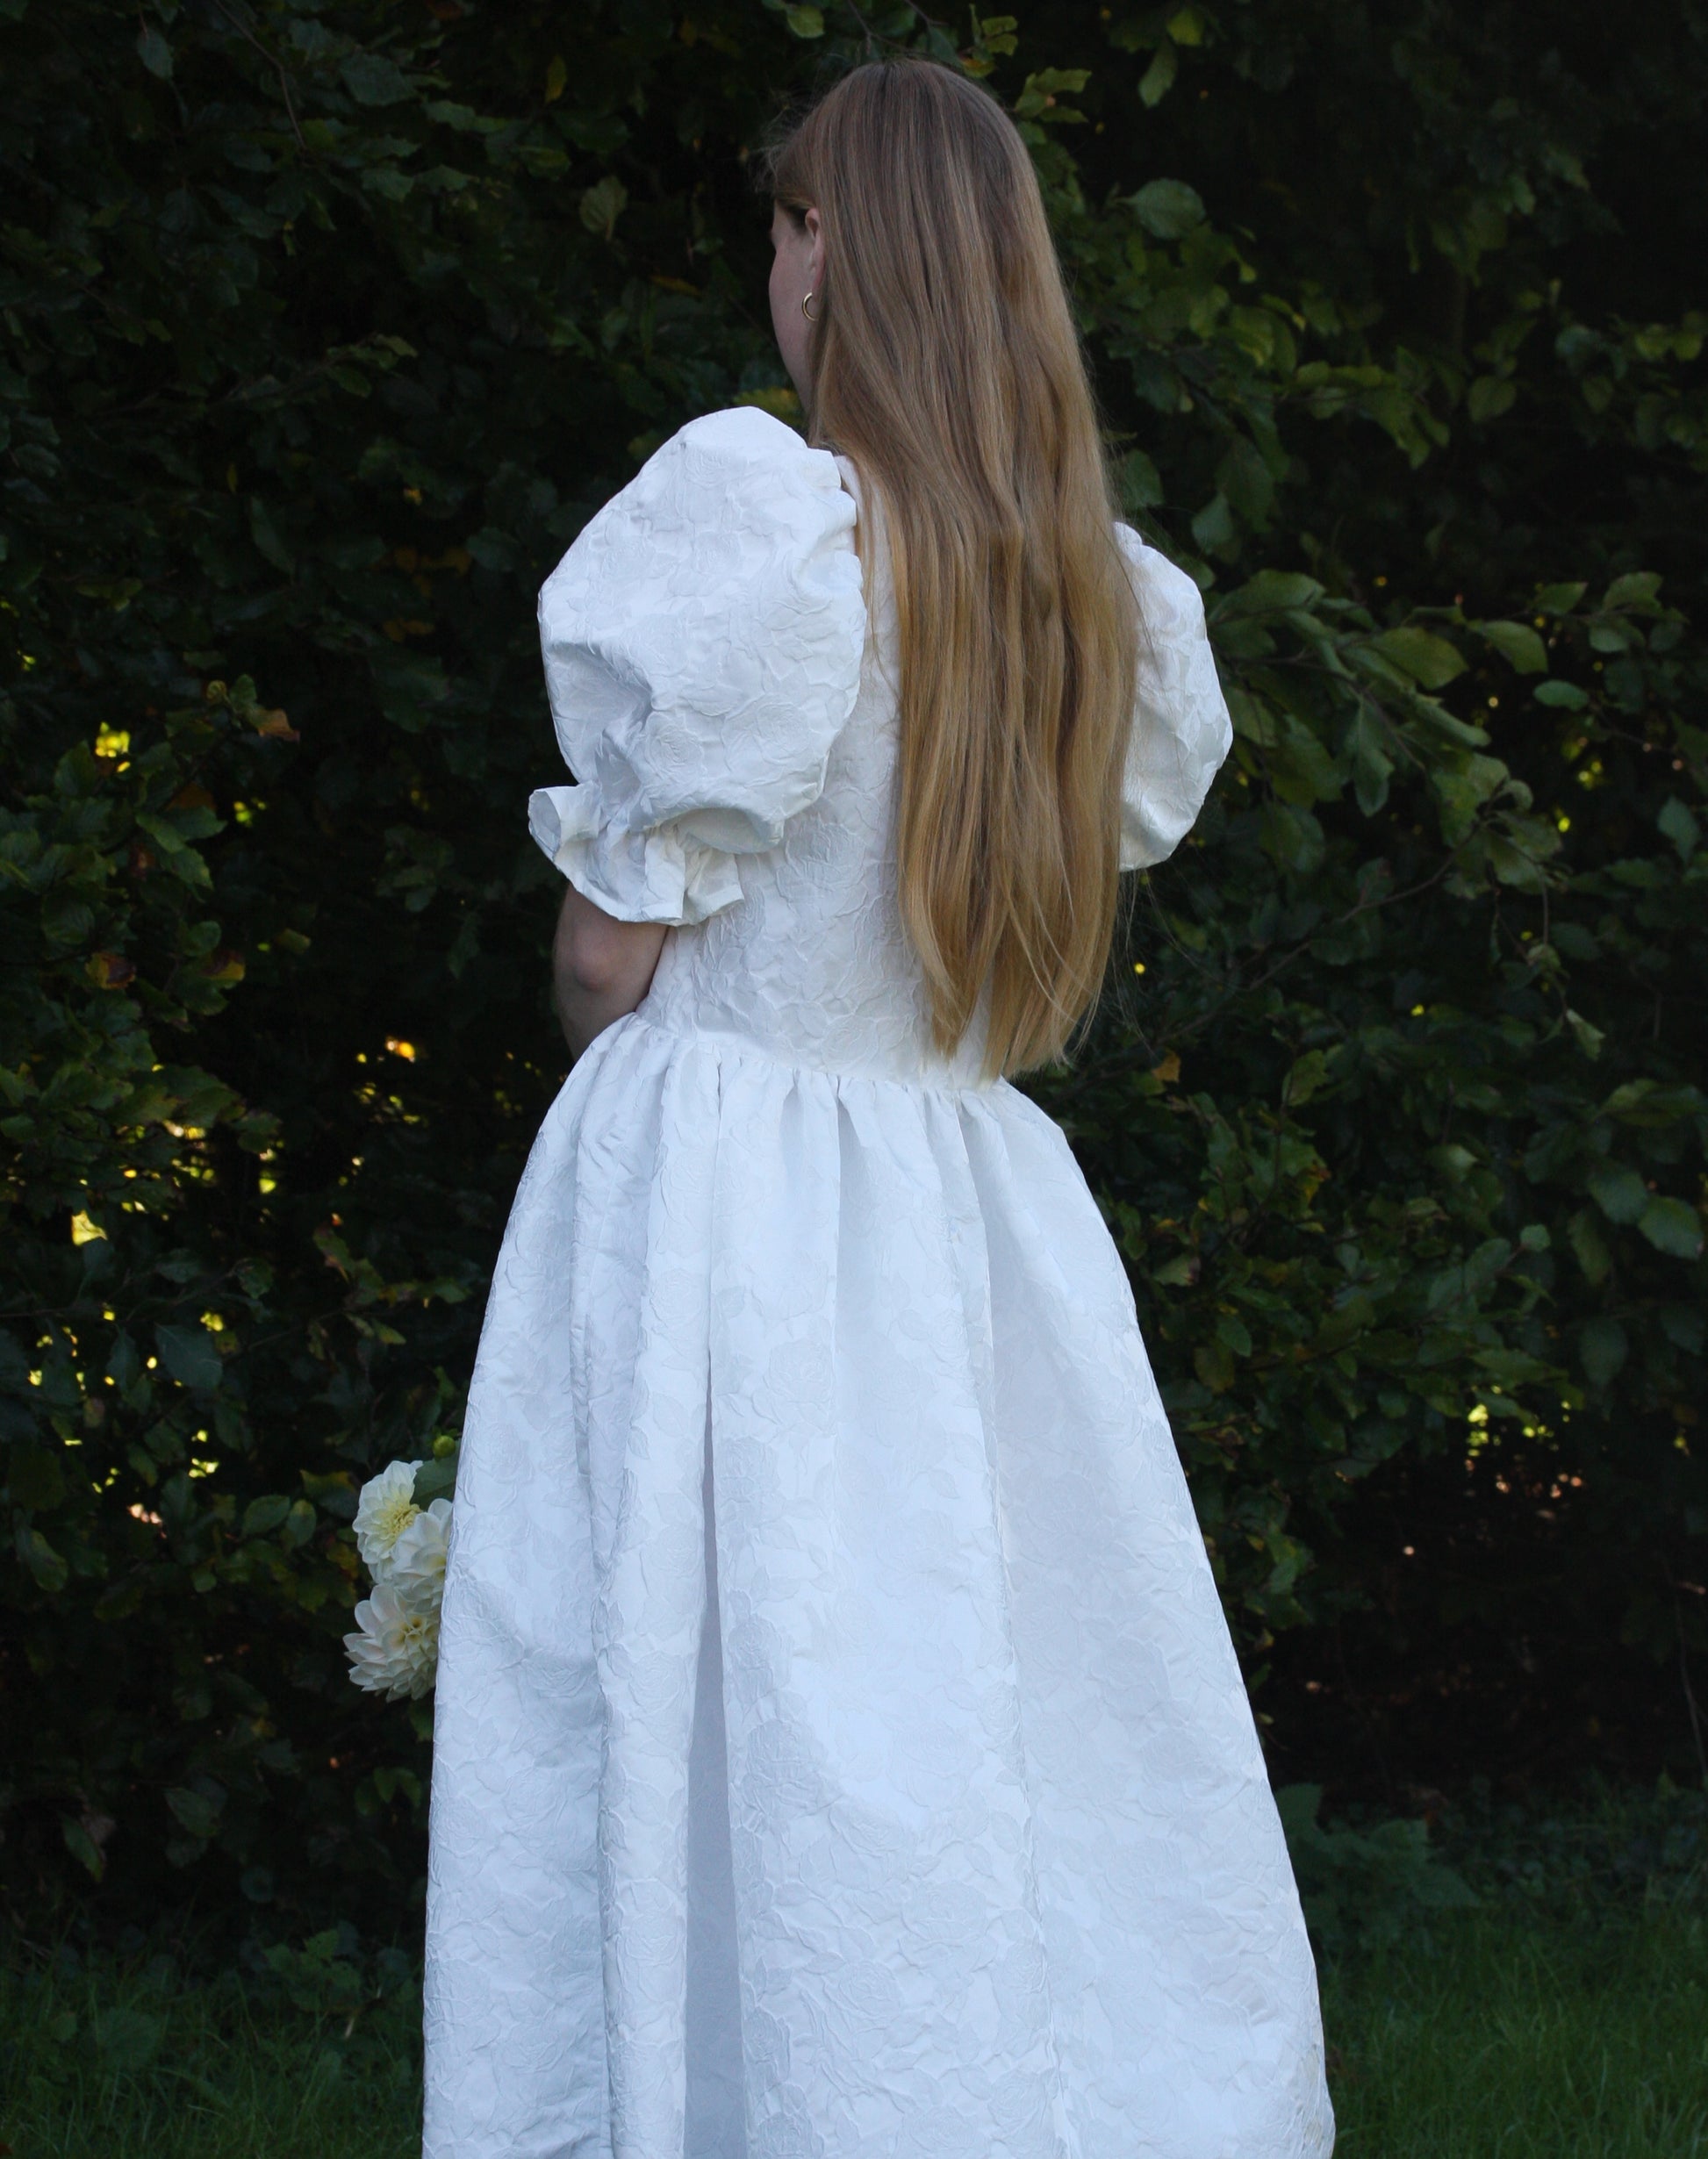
[{"left": 423, "top": 406, "right": 1333, "bottom": 2159}]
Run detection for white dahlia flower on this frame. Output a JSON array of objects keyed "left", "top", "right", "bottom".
[
  {"left": 343, "top": 1580, "right": 440, "bottom": 1700},
  {"left": 353, "top": 1460, "right": 423, "bottom": 1579},
  {"left": 390, "top": 1497, "right": 452, "bottom": 1610}
]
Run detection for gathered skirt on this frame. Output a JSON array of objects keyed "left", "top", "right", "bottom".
[{"left": 423, "top": 1014, "right": 1332, "bottom": 2159}]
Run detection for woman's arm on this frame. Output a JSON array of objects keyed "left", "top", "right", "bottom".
[{"left": 551, "top": 885, "right": 667, "bottom": 1061}]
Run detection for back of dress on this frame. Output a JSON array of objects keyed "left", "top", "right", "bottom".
[
  {"left": 426, "top": 405, "right": 1334, "bottom": 2159},
  {"left": 643, "top": 452, "right": 951, "bottom": 1083},
  {"left": 527, "top": 405, "right": 1234, "bottom": 1086}
]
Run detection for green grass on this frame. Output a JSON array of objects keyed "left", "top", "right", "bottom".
[
  {"left": 3, "top": 1904, "right": 1704, "bottom": 2156},
  {"left": 1327, "top": 1902, "right": 1708, "bottom": 2155},
  {"left": 0, "top": 1947, "right": 421, "bottom": 2159}
]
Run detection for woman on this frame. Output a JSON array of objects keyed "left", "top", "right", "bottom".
[{"left": 425, "top": 58, "right": 1332, "bottom": 2159}]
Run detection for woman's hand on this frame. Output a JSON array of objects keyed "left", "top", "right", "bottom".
[{"left": 552, "top": 885, "right": 667, "bottom": 1061}]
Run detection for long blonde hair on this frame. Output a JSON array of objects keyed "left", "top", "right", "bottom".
[{"left": 766, "top": 60, "right": 1139, "bottom": 1078}]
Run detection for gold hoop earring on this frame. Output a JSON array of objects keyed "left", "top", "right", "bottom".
[{"left": 801, "top": 290, "right": 819, "bottom": 323}]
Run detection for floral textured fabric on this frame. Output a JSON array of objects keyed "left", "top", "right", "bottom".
[{"left": 424, "top": 406, "right": 1334, "bottom": 2159}]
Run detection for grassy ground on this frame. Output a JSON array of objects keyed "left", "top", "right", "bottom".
[
  {"left": 0, "top": 1946, "right": 423, "bottom": 2159},
  {"left": 3, "top": 1898, "right": 1704, "bottom": 2156},
  {"left": 1324, "top": 1903, "right": 1708, "bottom": 2156}
]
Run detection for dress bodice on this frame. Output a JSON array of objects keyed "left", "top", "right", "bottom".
[
  {"left": 527, "top": 406, "right": 1232, "bottom": 1085},
  {"left": 644, "top": 577, "right": 962, "bottom": 1080}
]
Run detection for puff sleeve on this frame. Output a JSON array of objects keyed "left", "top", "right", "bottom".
[
  {"left": 1115, "top": 524, "right": 1234, "bottom": 871},
  {"left": 527, "top": 406, "right": 866, "bottom": 925}
]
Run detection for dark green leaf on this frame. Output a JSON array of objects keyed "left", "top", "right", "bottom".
[
  {"left": 1638, "top": 1196, "right": 1704, "bottom": 1261},
  {"left": 241, "top": 1494, "right": 292, "bottom": 1538},
  {"left": 61, "top": 1815, "right": 106, "bottom": 1881},
  {"left": 1130, "top": 178, "right": 1205, "bottom": 240},
  {"left": 1223, "top": 569, "right": 1324, "bottom": 615},
  {"left": 165, "top": 1785, "right": 223, "bottom": 1840},
  {"left": 1477, "top": 620, "right": 1547, "bottom": 674},
  {"left": 1467, "top": 377, "right": 1516, "bottom": 423},
  {"left": 341, "top": 52, "right": 412, "bottom": 106},
  {"left": 154, "top": 1323, "right": 223, "bottom": 1392},
  {"left": 248, "top": 498, "right": 294, "bottom": 575},
  {"left": 1372, "top": 627, "right": 1467, "bottom": 688},
  {"left": 1603, "top": 571, "right": 1662, "bottom": 609},
  {"left": 136, "top": 25, "right": 173, "bottom": 79},
  {"left": 413, "top": 1453, "right": 458, "bottom": 1503},
  {"left": 1138, "top": 41, "right": 1178, "bottom": 105},
  {"left": 1587, "top": 1166, "right": 1648, "bottom": 1225},
  {"left": 1579, "top": 1317, "right": 1629, "bottom": 1387},
  {"left": 9, "top": 1445, "right": 66, "bottom": 1510},
  {"left": 22, "top": 1530, "right": 68, "bottom": 1594},
  {"left": 1658, "top": 798, "right": 1700, "bottom": 858},
  {"left": 578, "top": 176, "right": 628, "bottom": 239}
]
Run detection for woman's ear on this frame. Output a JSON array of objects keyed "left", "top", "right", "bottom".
[{"left": 804, "top": 204, "right": 825, "bottom": 292}]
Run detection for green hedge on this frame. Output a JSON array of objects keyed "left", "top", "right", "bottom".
[{"left": 2, "top": 0, "right": 1704, "bottom": 1929}]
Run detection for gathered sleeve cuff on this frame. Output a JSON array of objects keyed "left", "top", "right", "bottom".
[
  {"left": 1115, "top": 524, "right": 1234, "bottom": 871},
  {"left": 527, "top": 783, "right": 744, "bottom": 926},
  {"left": 528, "top": 405, "right": 866, "bottom": 926}
]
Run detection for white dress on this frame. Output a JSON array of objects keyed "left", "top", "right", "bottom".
[{"left": 423, "top": 406, "right": 1333, "bottom": 2159}]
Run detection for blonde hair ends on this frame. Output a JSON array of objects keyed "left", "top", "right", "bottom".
[{"left": 766, "top": 60, "right": 1139, "bottom": 1079}]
